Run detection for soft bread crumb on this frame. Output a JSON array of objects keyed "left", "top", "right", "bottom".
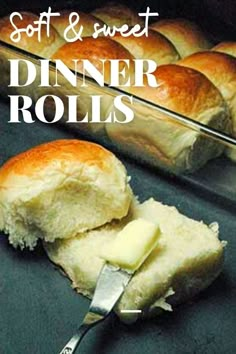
[{"left": 45, "top": 198, "right": 224, "bottom": 323}]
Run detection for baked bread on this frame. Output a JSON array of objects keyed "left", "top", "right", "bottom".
[
  {"left": 0, "top": 139, "right": 132, "bottom": 249},
  {"left": 178, "top": 51, "right": 236, "bottom": 160},
  {"left": 45, "top": 198, "right": 225, "bottom": 323},
  {"left": 150, "top": 19, "right": 212, "bottom": 58},
  {"left": 212, "top": 41, "right": 236, "bottom": 58},
  {"left": 91, "top": 3, "right": 144, "bottom": 27},
  {"left": 112, "top": 29, "right": 180, "bottom": 66},
  {"left": 51, "top": 37, "right": 134, "bottom": 135},
  {"left": 0, "top": 12, "right": 65, "bottom": 99},
  {"left": 106, "top": 64, "right": 230, "bottom": 173},
  {"left": 0, "top": 12, "right": 64, "bottom": 58},
  {"left": 50, "top": 10, "right": 105, "bottom": 39},
  {"left": 52, "top": 37, "right": 134, "bottom": 82}
]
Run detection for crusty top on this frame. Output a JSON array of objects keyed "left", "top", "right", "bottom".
[
  {"left": 112, "top": 29, "right": 180, "bottom": 65},
  {"left": 50, "top": 10, "right": 105, "bottom": 39},
  {"left": 213, "top": 41, "right": 236, "bottom": 58},
  {"left": 91, "top": 3, "right": 143, "bottom": 27},
  {"left": 130, "top": 64, "right": 225, "bottom": 122},
  {"left": 0, "top": 12, "right": 64, "bottom": 58},
  {"left": 0, "top": 139, "right": 114, "bottom": 185},
  {"left": 150, "top": 18, "right": 212, "bottom": 58}
]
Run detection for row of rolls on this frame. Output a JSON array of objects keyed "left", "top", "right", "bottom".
[{"left": 0, "top": 2, "right": 236, "bottom": 172}]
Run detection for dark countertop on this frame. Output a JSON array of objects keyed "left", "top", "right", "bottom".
[{"left": 0, "top": 100, "right": 235, "bottom": 354}]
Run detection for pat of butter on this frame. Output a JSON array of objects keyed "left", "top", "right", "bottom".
[{"left": 103, "top": 218, "right": 160, "bottom": 273}]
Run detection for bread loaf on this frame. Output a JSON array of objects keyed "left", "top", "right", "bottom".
[
  {"left": 150, "top": 19, "right": 212, "bottom": 58},
  {"left": 106, "top": 64, "right": 229, "bottom": 172},
  {"left": 178, "top": 51, "right": 236, "bottom": 160},
  {"left": 45, "top": 198, "right": 224, "bottom": 323},
  {"left": 0, "top": 139, "right": 132, "bottom": 249}
]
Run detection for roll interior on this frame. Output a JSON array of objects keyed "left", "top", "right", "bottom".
[{"left": 45, "top": 198, "right": 224, "bottom": 323}]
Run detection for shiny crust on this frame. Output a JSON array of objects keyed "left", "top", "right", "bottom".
[
  {"left": 91, "top": 3, "right": 143, "bottom": 27},
  {"left": 213, "top": 41, "right": 236, "bottom": 58},
  {"left": 178, "top": 52, "right": 236, "bottom": 108},
  {"left": 150, "top": 18, "right": 212, "bottom": 58},
  {"left": 0, "top": 12, "right": 64, "bottom": 58},
  {"left": 130, "top": 64, "right": 224, "bottom": 118},
  {"left": 52, "top": 36, "right": 133, "bottom": 65},
  {"left": 0, "top": 139, "right": 113, "bottom": 185},
  {"left": 50, "top": 10, "right": 105, "bottom": 38},
  {"left": 112, "top": 29, "right": 180, "bottom": 65},
  {"left": 52, "top": 37, "right": 134, "bottom": 82}
]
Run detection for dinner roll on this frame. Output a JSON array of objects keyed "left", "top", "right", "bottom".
[
  {"left": 106, "top": 64, "right": 230, "bottom": 173},
  {"left": 112, "top": 29, "right": 180, "bottom": 66},
  {"left": 212, "top": 41, "right": 236, "bottom": 58},
  {"left": 0, "top": 12, "right": 64, "bottom": 58},
  {"left": 52, "top": 37, "right": 134, "bottom": 83},
  {"left": 91, "top": 3, "right": 144, "bottom": 27},
  {"left": 0, "top": 140, "right": 132, "bottom": 249},
  {"left": 50, "top": 10, "right": 105, "bottom": 39},
  {"left": 178, "top": 51, "right": 236, "bottom": 160},
  {"left": 150, "top": 19, "right": 212, "bottom": 58},
  {"left": 51, "top": 37, "right": 134, "bottom": 135},
  {"left": 45, "top": 198, "right": 224, "bottom": 323},
  {"left": 0, "top": 12, "right": 64, "bottom": 99}
]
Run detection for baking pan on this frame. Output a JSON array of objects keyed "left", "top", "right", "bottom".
[
  {"left": 0, "top": 99, "right": 236, "bottom": 354},
  {"left": 0, "top": 39, "right": 236, "bottom": 205}
]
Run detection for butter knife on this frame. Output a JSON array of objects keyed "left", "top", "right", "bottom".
[{"left": 59, "top": 263, "right": 132, "bottom": 354}]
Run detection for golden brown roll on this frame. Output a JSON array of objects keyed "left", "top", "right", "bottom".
[
  {"left": 52, "top": 36, "right": 134, "bottom": 82},
  {"left": 0, "top": 12, "right": 64, "bottom": 58},
  {"left": 0, "top": 139, "right": 132, "bottom": 249},
  {"left": 50, "top": 10, "right": 105, "bottom": 39},
  {"left": 112, "top": 29, "right": 180, "bottom": 66},
  {"left": 51, "top": 37, "right": 134, "bottom": 135},
  {"left": 106, "top": 64, "right": 230, "bottom": 172},
  {"left": 91, "top": 3, "right": 143, "bottom": 27},
  {"left": 150, "top": 19, "right": 212, "bottom": 58},
  {"left": 178, "top": 51, "right": 236, "bottom": 160},
  {"left": 212, "top": 41, "right": 236, "bottom": 58}
]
